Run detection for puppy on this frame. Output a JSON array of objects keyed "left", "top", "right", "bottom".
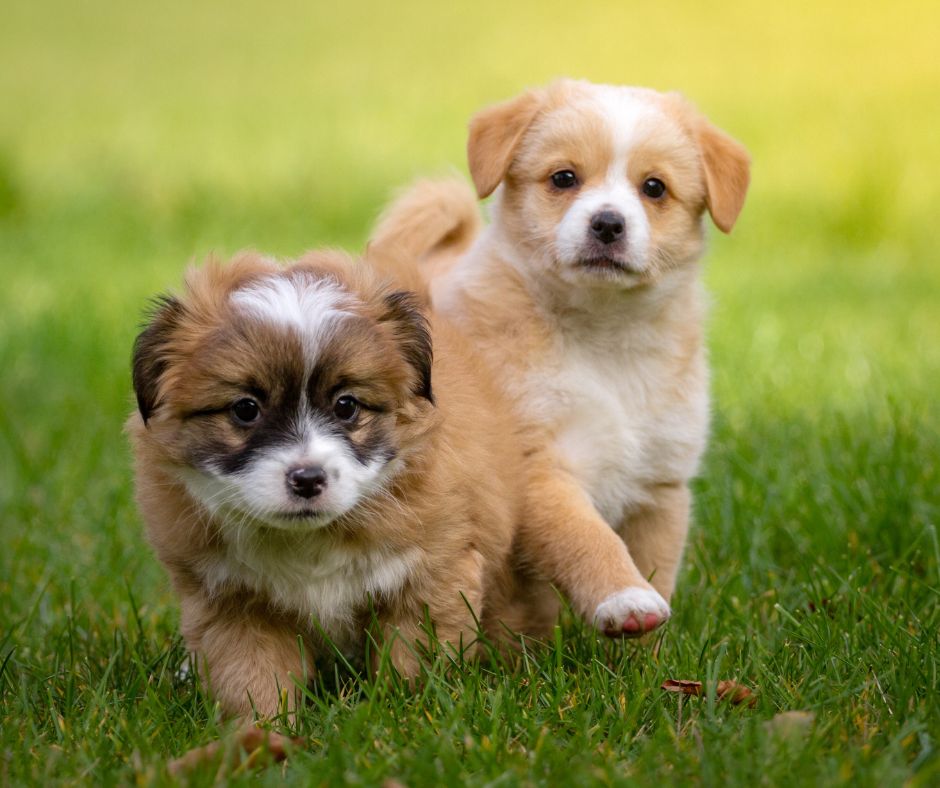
[
  {"left": 128, "top": 251, "right": 544, "bottom": 719},
  {"left": 371, "top": 79, "right": 750, "bottom": 637}
]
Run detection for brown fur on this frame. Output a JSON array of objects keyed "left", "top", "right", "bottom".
[{"left": 129, "top": 251, "right": 551, "bottom": 719}]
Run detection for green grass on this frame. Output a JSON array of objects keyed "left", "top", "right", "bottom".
[{"left": 1, "top": 0, "right": 938, "bottom": 784}]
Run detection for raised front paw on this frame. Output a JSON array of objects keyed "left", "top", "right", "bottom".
[{"left": 593, "top": 587, "right": 671, "bottom": 638}]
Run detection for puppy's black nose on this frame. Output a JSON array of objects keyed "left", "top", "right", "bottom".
[
  {"left": 589, "top": 211, "right": 626, "bottom": 245},
  {"left": 287, "top": 466, "right": 327, "bottom": 498}
]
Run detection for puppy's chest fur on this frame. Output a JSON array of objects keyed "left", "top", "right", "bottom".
[
  {"left": 197, "top": 530, "right": 420, "bottom": 645},
  {"left": 524, "top": 322, "right": 708, "bottom": 526}
]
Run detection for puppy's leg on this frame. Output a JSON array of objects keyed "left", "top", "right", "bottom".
[
  {"left": 522, "top": 463, "right": 671, "bottom": 637},
  {"left": 486, "top": 568, "right": 560, "bottom": 646},
  {"left": 620, "top": 482, "right": 691, "bottom": 603},
  {"left": 181, "top": 596, "right": 312, "bottom": 719},
  {"left": 375, "top": 549, "right": 485, "bottom": 681}
]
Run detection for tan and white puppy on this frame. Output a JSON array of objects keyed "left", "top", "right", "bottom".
[
  {"left": 128, "top": 251, "right": 546, "bottom": 719},
  {"left": 371, "top": 79, "right": 750, "bottom": 637}
]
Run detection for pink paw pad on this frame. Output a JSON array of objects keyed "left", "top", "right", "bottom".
[
  {"left": 622, "top": 616, "right": 641, "bottom": 633},
  {"left": 594, "top": 588, "right": 672, "bottom": 639},
  {"left": 620, "top": 612, "right": 664, "bottom": 637}
]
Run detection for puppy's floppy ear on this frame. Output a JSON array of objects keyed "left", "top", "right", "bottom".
[
  {"left": 695, "top": 118, "right": 751, "bottom": 233},
  {"left": 467, "top": 89, "right": 544, "bottom": 199},
  {"left": 132, "top": 295, "right": 184, "bottom": 424},
  {"left": 381, "top": 291, "right": 434, "bottom": 402}
]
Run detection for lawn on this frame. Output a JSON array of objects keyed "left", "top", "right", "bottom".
[{"left": 1, "top": 1, "right": 938, "bottom": 784}]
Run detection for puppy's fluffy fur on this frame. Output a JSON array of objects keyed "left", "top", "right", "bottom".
[
  {"left": 371, "top": 79, "right": 750, "bottom": 637},
  {"left": 129, "top": 251, "right": 546, "bottom": 718}
]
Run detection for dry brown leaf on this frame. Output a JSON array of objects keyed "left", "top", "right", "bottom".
[
  {"left": 661, "top": 679, "right": 704, "bottom": 696},
  {"left": 662, "top": 679, "right": 757, "bottom": 707},
  {"left": 168, "top": 726, "right": 304, "bottom": 776},
  {"left": 716, "top": 680, "right": 758, "bottom": 707}
]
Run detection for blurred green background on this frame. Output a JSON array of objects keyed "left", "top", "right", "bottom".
[
  {"left": 2, "top": 0, "right": 938, "bottom": 406},
  {"left": 1, "top": 0, "right": 938, "bottom": 782}
]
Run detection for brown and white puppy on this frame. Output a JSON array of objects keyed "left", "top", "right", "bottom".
[
  {"left": 128, "top": 251, "right": 543, "bottom": 719},
  {"left": 370, "top": 79, "right": 750, "bottom": 638}
]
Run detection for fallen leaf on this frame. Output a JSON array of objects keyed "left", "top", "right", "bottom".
[
  {"left": 168, "top": 726, "right": 304, "bottom": 776},
  {"left": 716, "top": 680, "right": 758, "bottom": 707},
  {"left": 661, "top": 679, "right": 703, "bottom": 696},
  {"left": 662, "top": 679, "right": 757, "bottom": 707}
]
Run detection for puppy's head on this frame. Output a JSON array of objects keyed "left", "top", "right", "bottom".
[
  {"left": 468, "top": 79, "right": 750, "bottom": 288},
  {"left": 132, "top": 252, "right": 433, "bottom": 531}
]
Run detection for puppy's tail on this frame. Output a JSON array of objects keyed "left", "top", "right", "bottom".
[{"left": 367, "top": 177, "right": 481, "bottom": 301}]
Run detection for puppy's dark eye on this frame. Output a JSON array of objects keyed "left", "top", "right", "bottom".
[
  {"left": 550, "top": 170, "right": 578, "bottom": 189},
  {"left": 333, "top": 395, "right": 360, "bottom": 423},
  {"left": 642, "top": 178, "right": 667, "bottom": 199},
  {"left": 231, "top": 398, "right": 261, "bottom": 425}
]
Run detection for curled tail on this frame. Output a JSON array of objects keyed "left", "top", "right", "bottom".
[{"left": 367, "top": 177, "right": 481, "bottom": 300}]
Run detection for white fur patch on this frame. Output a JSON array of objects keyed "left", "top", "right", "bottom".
[
  {"left": 593, "top": 586, "right": 671, "bottom": 633},
  {"left": 231, "top": 273, "right": 352, "bottom": 365},
  {"left": 590, "top": 85, "right": 660, "bottom": 161},
  {"left": 199, "top": 535, "right": 422, "bottom": 645},
  {"left": 544, "top": 279, "right": 708, "bottom": 524}
]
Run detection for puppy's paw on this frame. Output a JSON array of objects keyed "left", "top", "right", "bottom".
[{"left": 593, "top": 587, "right": 671, "bottom": 638}]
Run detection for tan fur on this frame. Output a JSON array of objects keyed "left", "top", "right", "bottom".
[
  {"left": 467, "top": 88, "right": 546, "bottom": 198},
  {"left": 129, "top": 251, "right": 549, "bottom": 719},
  {"left": 661, "top": 93, "right": 751, "bottom": 234},
  {"left": 369, "top": 80, "right": 750, "bottom": 635},
  {"left": 369, "top": 178, "right": 482, "bottom": 294}
]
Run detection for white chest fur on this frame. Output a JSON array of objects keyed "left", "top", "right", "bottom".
[
  {"left": 533, "top": 331, "right": 708, "bottom": 526},
  {"left": 443, "top": 256, "right": 710, "bottom": 530},
  {"left": 197, "top": 530, "right": 421, "bottom": 643}
]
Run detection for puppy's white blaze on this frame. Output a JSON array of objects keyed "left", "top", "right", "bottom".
[
  {"left": 231, "top": 273, "right": 352, "bottom": 363},
  {"left": 590, "top": 84, "right": 660, "bottom": 161},
  {"left": 593, "top": 586, "right": 671, "bottom": 631},
  {"left": 555, "top": 85, "right": 659, "bottom": 270},
  {"left": 597, "top": 86, "right": 662, "bottom": 258}
]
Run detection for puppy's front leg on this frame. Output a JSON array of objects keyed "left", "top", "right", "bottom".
[
  {"left": 181, "top": 595, "right": 313, "bottom": 719},
  {"left": 374, "top": 549, "right": 485, "bottom": 681},
  {"left": 521, "top": 462, "right": 671, "bottom": 637},
  {"left": 620, "top": 482, "right": 691, "bottom": 603}
]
